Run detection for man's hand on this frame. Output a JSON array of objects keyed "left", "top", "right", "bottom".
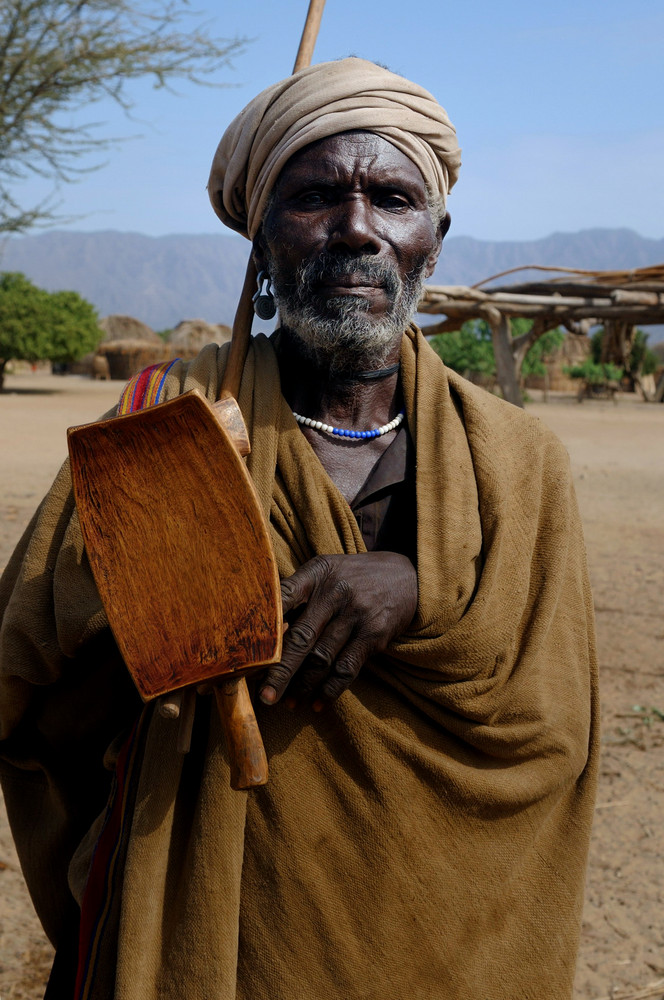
[{"left": 258, "top": 552, "right": 417, "bottom": 709}]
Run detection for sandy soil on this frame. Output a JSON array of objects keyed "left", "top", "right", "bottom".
[{"left": 0, "top": 372, "right": 663, "bottom": 1000}]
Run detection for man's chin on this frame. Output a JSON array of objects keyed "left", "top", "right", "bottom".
[{"left": 279, "top": 314, "right": 402, "bottom": 376}]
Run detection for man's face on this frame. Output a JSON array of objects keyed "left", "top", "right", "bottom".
[{"left": 254, "top": 131, "right": 446, "bottom": 371}]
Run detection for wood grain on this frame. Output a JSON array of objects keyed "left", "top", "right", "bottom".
[{"left": 68, "top": 389, "right": 282, "bottom": 702}]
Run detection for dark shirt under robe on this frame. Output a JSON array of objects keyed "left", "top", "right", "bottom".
[{"left": 349, "top": 425, "right": 416, "bottom": 563}]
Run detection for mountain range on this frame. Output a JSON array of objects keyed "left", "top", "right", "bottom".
[{"left": 1, "top": 227, "right": 663, "bottom": 337}]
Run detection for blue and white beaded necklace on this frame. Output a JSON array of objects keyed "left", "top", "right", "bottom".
[
  {"left": 293, "top": 410, "right": 404, "bottom": 440},
  {"left": 292, "top": 360, "right": 404, "bottom": 440}
]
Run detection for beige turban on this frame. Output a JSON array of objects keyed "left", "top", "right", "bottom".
[{"left": 208, "top": 57, "right": 461, "bottom": 240}]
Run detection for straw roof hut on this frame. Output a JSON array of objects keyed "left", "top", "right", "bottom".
[
  {"left": 97, "top": 338, "right": 170, "bottom": 381},
  {"left": 90, "top": 315, "right": 164, "bottom": 380},
  {"left": 99, "top": 315, "right": 160, "bottom": 343},
  {"left": 166, "top": 320, "right": 232, "bottom": 360},
  {"left": 93, "top": 317, "right": 234, "bottom": 380},
  {"left": 69, "top": 351, "right": 101, "bottom": 377}
]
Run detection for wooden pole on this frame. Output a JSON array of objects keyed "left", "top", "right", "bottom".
[
  {"left": 207, "top": 1, "right": 327, "bottom": 786},
  {"left": 219, "top": 0, "right": 327, "bottom": 403},
  {"left": 293, "top": 0, "right": 327, "bottom": 73},
  {"left": 219, "top": 257, "right": 258, "bottom": 401}
]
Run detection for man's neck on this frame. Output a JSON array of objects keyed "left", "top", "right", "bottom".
[{"left": 274, "top": 327, "right": 402, "bottom": 428}]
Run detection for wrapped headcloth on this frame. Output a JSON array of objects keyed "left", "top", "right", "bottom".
[{"left": 208, "top": 57, "right": 461, "bottom": 240}]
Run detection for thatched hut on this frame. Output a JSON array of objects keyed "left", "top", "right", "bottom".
[
  {"left": 88, "top": 316, "right": 235, "bottom": 381},
  {"left": 97, "top": 339, "right": 170, "bottom": 381},
  {"left": 99, "top": 315, "right": 161, "bottom": 343},
  {"left": 68, "top": 352, "right": 94, "bottom": 376},
  {"left": 166, "top": 320, "right": 232, "bottom": 360},
  {"left": 93, "top": 315, "right": 165, "bottom": 380}
]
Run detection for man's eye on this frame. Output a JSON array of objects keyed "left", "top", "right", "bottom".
[
  {"left": 377, "top": 194, "right": 409, "bottom": 211},
  {"left": 298, "top": 191, "right": 328, "bottom": 206}
]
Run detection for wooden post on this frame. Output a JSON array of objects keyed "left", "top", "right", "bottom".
[
  {"left": 488, "top": 313, "right": 524, "bottom": 408},
  {"left": 601, "top": 320, "right": 634, "bottom": 370}
]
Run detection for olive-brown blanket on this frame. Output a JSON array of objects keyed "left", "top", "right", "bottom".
[{"left": 0, "top": 328, "right": 598, "bottom": 999}]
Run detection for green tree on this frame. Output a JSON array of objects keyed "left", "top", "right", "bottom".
[
  {"left": 429, "top": 320, "right": 496, "bottom": 379},
  {"left": 564, "top": 360, "right": 623, "bottom": 387},
  {"left": 0, "top": 271, "right": 101, "bottom": 388},
  {"left": 0, "top": 1, "right": 244, "bottom": 232},
  {"left": 430, "top": 316, "right": 570, "bottom": 407},
  {"left": 430, "top": 319, "right": 567, "bottom": 390},
  {"left": 520, "top": 327, "right": 566, "bottom": 378}
]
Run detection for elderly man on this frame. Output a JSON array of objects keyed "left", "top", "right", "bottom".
[{"left": 0, "top": 58, "right": 597, "bottom": 1000}]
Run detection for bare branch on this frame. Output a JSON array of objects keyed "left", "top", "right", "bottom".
[{"left": 0, "top": 0, "right": 246, "bottom": 232}]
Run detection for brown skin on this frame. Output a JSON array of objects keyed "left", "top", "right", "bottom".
[{"left": 253, "top": 132, "right": 448, "bottom": 709}]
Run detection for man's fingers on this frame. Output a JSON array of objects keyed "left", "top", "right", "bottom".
[
  {"left": 260, "top": 576, "right": 356, "bottom": 704},
  {"left": 262, "top": 621, "right": 370, "bottom": 708},
  {"left": 265, "top": 552, "right": 418, "bottom": 707},
  {"left": 319, "top": 638, "right": 370, "bottom": 702},
  {"left": 285, "top": 656, "right": 331, "bottom": 705},
  {"left": 260, "top": 596, "right": 343, "bottom": 703},
  {"left": 280, "top": 555, "right": 331, "bottom": 614},
  {"left": 289, "top": 618, "right": 355, "bottom": 698},
  {"left": 259, "top": 617, "right": 317, "bottom": 704}
]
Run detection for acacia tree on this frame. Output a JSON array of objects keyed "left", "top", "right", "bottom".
[
  {"left": 430, "top": 319, "right": 566, "bottom": 401},
  {"left": 0, "top": 0, "right": 244, "bottom": 233},
  {"left": 429, "top": 321, "right": 495, "bottom": 382},
  {"left": 0, "top": 271, "right": 101, "bottom": 388}
]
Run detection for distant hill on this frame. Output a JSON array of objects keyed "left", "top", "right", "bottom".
[{"left": 1, "top": 228, "right": 663, "bottom": 339}]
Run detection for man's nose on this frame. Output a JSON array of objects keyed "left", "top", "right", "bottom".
[{"left": 326, "top": 197, "right": 380, "bottom": 254}]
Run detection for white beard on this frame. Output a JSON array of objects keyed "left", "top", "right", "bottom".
[{"left": 263, "top": 249, "right": 427, "bottom": 375}]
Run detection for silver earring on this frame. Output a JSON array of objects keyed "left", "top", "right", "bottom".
[{"left": 252, "top": 270, "right": 276, "bottom": 320}]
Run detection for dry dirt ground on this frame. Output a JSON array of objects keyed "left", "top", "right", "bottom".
[{"left": 0, "top": 372, "right": 662, "bottom": 1000}]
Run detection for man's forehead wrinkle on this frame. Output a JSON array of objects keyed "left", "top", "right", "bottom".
[
  {"left": 278, "top": 139, "right": 428, "bottom": 198},
  {"left": 285, "top": 155, "right": 380, "bottom": 187},
  {"left": 301, "top": 131, "right": 418, "bottom": 164}
]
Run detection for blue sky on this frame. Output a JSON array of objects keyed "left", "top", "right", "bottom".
[{"left": 14, "top": 0, "right": 664, "bottom": 242}]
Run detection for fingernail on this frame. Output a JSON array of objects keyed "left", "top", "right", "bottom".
[
  {"left": 260, "top": 685, "right": 277, "bottom": 705},
  {"left": 284, "top": 696, "right": 297, "bottom": 710},
  {"left": 312, "top": 700, "right": 324, "bottom": 713}
]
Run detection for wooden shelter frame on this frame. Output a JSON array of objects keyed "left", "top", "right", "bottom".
[{"left": 418, "top": 264, "right": 664, "bottom": 406}]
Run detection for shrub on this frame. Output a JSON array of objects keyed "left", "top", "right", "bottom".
[
  {"left": 564, "top": 361, "right": 623, "bottom": 385},
  {"left": 0, "top": 271, "right": 101, "bottom": 388}
]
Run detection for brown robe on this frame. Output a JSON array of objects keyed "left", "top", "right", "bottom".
[{"left": 0, "top": 327, "right": 598, "bottom": 999}]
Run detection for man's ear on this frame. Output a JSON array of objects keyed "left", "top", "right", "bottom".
[
  {"left": 424, "top": 212, "right": 451, "bottom": 279},
  {"left": 440, "top": 211, "right": 452, "bottom": 241}
]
